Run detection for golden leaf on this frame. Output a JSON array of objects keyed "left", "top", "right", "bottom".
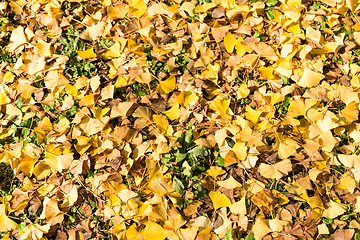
[
  {"left": 259, "top": 159, "right": 292, "bottom": 180},
  {"left": 297, "top": 67, "right": 324, "bottom": 88},
  {"left": 224, "top": 32, "right": 237, "bottom": 53},
  {"left": 209, "top": 191, "right": 231, "bottom": 210},
  {"left": 77, "top": 47, "right": 97, "bottom": 59},
  {"left": 80, "top": 22, "right": 105, "bottom": 41},
  {"left": 144, "top": 221, "right": 167, "bottom": 240},
  {"left": 157, "top": 75, "right": 176, "bottom": 94}
]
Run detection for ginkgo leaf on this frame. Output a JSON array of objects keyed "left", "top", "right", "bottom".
[
  {"left": 103, "top": 41, "right": 122, "bottom": 59},
  {"left": 101, "top": 84, "right": 114, "bottom": 100},
  {"left": 297, "top": 67, "right": 324, "bottom": 88},
  {"left": 0, "top": 204, "right": 17, "bottom": 232},
  {"left": 8, "top": 26, "right": 28, "bottom": 52},
  {"left": 267, "top": 218, "right": 288, "bottom": 232},
  {"left": 157, "top": 75, "right": 176, "bottom": 94},
  {"left": 18, "top": 224, "right": 50, "bottom": 240},
  {"left": 237, "top": 83, "right": 250, "bottom": 99},
  {"left": 253, "top": 217, "right": 272, "bottom": 240},
  {"left": 210, "top": 97, "right": 230, "bottom": 118},
  {"left": 175, "top": 91, "right": 199, "bottom": 106},
  {"left": 80, "top": 22, "right": 105, "bottom": 41},
  {"left": 18, "top": 155, "right": 37, "bottom": 177},
  {"left": 341, "top": 101, "right": 359, "bottom": 123},
  {"left": 133, "top": 106, "right": 153, "bottom": 122},
  {"left": 224, "top": 32, "right": 237, "bottom": 53},
  {"left": 163, "top": 103, "right": 180, "bottom": 121},
  {"left": 209, "top": 191, "right": 232, "bottom": 210},
  {"left": 110, "top": 101, "right": 134, "bottom": 118},
  {"left": 61, "top": 186, "right": 78, "bottom": 208},
  {"left": 77, "top": 47, "right": 97, "bottom": 59},
  {"left": 346, "top": 0, "right": 360, "bottom": 12},
  {"left": 144, "top": 221, "right": 166, "bottom": 240},
  {"left": 232, "top": 142, "right": 247, "bottom": 161},
  {"left": 336, "top": 173, "right": 356, "bottom": 194},
  {"left": 230, "top": 196, "right": 247, "bottom": 215},
  {"left": 39, "top": 197, "right": 62, "bottom": 220},
  {"left": 245, "top": 105, "right": 262, "bottom": 123},
  {"left": 323, "top": 200, "right": 347, "bottom": 219},
  {"left": 252, "top": 42, "right": 278, "bottom": 61},
  {"left": 259, "top": 159, "right": 292, "bottom": 180},
  {"left": 152, "top": 114, "right": 169, "bottom": 133},
  {"left": 205, "top": 166, "right": 225, "bottom": 179},
  {"left": 36, "top": 39, "right": 52, "bottom": 57},
  {"left": 79, "top": 93, "right": 95, "bottom": 107},
  {"left": 318, "top": 224, "right": 330, "bottom": 235},
  {"left": 212, "top": 26, "right": 229, "bottom": 43},
  {"left": 217, "top": 175, "right": 242, "bottom": 189}
]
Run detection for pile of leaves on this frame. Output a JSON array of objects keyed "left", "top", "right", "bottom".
[{"left": 2, "top": 0, "right": 360, "bottom": 239}]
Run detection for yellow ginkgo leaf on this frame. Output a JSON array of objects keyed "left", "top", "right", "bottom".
[
  {"left": 205, "top": 166, "right": 226, "bottom": 179},
  {"left": 0, "top": 204, "right": 17, "bottom": 232},
  {"left": 33, "top": 161, "right": 52, "bottom": 180},
  {"left": 157, "top": 75, "right": 176, "bottom": 94},
  {"left": 252, "top": 217, "right": 272, "bottom": 240},
  {"left": 163, "top": 103, "right": 180, "bottom": 121},
  {"left": 209, "top": 191, "right": 232, "bottom": 210},
  {"left": 79, "top": 93, "right": 95, "bottom": 107},
  {"left": 210, "top": 97, "right": 230, "bottom": 118},
  {"left": 232, "top": 142, "right": 247, "bottom": 161},
  {"left": 277, "top": 135, "right": 299, "bottom": 159},
  {"left": 287, "top": 98, "right": 320, "bottom": 118},
  {"left": 144, "top": 221, "right": 166, "bottom": 240},
  {"left": 224, "top": 32, "right": 237, "bottom": 53},
  {"left": 39, "top": 197, "right": 62, "bottom": 220},
  {"left": 317, "top": 224, "right": 329, "bottom": 235},
  {"left": 110, "top": 101, "right": 134, "bottom": 118},
  {"left": 217, "top": 175, "right": 242, "bottom": 189},
  {"left": 36, "top": 39, "right": 52, "bottom": 57},
  {"left": 336, "top": 172, "right": 356, "bottom": 194},
  {"left": 323, "top": 200, "right": 346, "bottom": 219},
  {"left": 346, "top": 0, "right": 360, "bottom": 12},
  {"left": 109, "top": 4, "right": 129, "bottom": 20},
  {"left": 237, "top": 83, "right": 250, "bottom": 99},
  {"left": 18, "top": 155, "right": 37, "bottom": 177},
  {"left": 245, "top": 105, "right": 262, "bottom": 123},
  {"left": 174, "top": 91, "right": 199, "bottom": 106},
  {"left": 297, "top": 67, "right": 324, "bottom": 88},
  {"left": 100, "top": 84, "right": 114, "bottom": 100},
  {"left": 126, "top": 223, "right": 138, "bottom": 240},
  {"left": 230, "top": 196, "right": 247, "bottom": 215},
  {"left": 152, "top": 114, "right": 169, "bottom": 133},
  {"left": 103, "top": 41, "right": 121, "bottom": 59},
  {"left": 19, "top": 83, "right": 37, "bottom": 99},
  {"left": 8, "top": 26, "right": 28, "bottom": 52},
  {"left": 341, "top": 101, "right": 359, "bottom": 123},
  {"left": 80, "top": 22, "right": 105, "bottom": 41},
  {"left": 77, "top": 47, "right": 97, "bottom": 59},
  {"left": 259, "top": 159, "right": 292, "bottom": 180},
  {"left": 236, "top": 37, "right": 250, "bottom": 57}
]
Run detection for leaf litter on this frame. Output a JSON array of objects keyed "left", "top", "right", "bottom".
[{"left": 1, "top": 0, "right": 360, "bottom": 239}]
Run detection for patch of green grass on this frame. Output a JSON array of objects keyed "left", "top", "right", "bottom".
[
  {"left": 197, "top": 0, "right": 210, "bottom": 4},
  {"left": 55, "top": 26, "right": 96, "bottom": 78},
  {"left": 266, "top": 178, "right": 287, "bottom": 192},
  {"left": 0, "top": 46, "right": 20, "bottom": 65},
  {"left": 275, "top": 95, "right": 290, "bottom": 119},
  {"left": 0, "top": 163, "right": 20, "bottom": 196},
  {"left": 98, "top": 37, "right": 115, "bottom": 49},
  {"left": 311, "top": 2, "right": 322, "bottom": 11},
  {"left": 0, "top": 17, "right": 9, "bottom": 26},
  {"left": 161, "top": 125, "right": 210, "bottom": 208}
]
